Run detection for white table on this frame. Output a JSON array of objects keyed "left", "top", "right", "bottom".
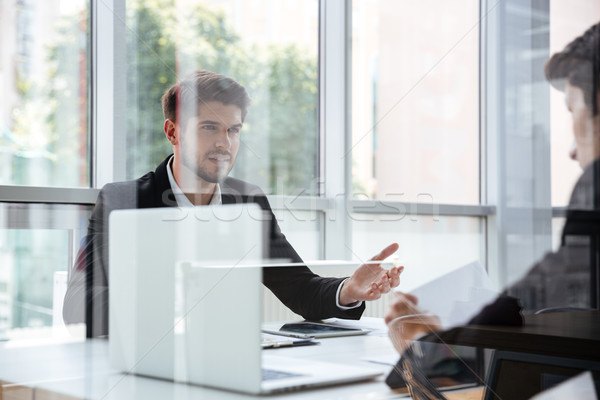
[{"left": 1, "top": 322, "right": 406, "bottom": 400}]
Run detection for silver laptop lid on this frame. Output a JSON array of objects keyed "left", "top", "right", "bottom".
[
  {"left": 177, "top": 263, "right": 263, "bottom": 393},
  {"left": 108, "top": 204, "right": 265, "bottom": 381},
  {"left": 177, "top": 261, "right": 385, "bottom": 395}
]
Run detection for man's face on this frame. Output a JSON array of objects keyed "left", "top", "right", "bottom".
[
  {"left": 178, "top": 101, "right": 242, "bottom": 184},
  {"left": 565, "top": 82, "right": 600, "bottom": 169}
]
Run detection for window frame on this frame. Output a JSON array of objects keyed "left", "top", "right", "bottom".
[{"left": 0, "top": 0, "right": 570, "bottom": 288}]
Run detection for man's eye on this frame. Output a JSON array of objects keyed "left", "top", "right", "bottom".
[
  {"left": 201, "top": 125, "right": 217, "bottom": 131},
  {"left": 228, "top": 128, "right": 240, "bottom": 134}
]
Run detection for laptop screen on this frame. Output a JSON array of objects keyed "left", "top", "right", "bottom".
[{"left": 484, "top": 351, "right": 600, "bottom": 400}]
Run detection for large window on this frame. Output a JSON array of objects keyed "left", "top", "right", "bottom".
[
  {"left": 351, "top": 0, "right": 480, "bottom": 205},
  {"left": 1, "top": 0, "right": 599, "bottom": 341},
  {"left": 0, "top": 0, "right": 90, "bottom": 188},
  {"left": 0, "top": 0, "right": 91, "bottom": 340},
  {"left": 125, "top": 0, "right": 320, "bottom": 196}
]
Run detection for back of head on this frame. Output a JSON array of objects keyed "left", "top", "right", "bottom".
[
  {"left": 545, "top": 22, "right": 600, "bottom": 115},
  {"left": 161, "top": 70, "right": 251, "bottom": 127}
]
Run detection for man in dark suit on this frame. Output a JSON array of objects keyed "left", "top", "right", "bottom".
[
  {"left": 64, "top": 70, "right": 402, "bottom": 337},
  {"left": 383, "top": 21, "right": 600, "bottom": 391}
]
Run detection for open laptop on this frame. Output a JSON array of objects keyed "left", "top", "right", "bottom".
[
  {"left": 176, "top": 261, "right": 383, "bottom": 394},
  {"left": 108, "top": 204, "right": 267, "bottom": 380},
  {"left": 109, "top": 204, "right": 381, "bottom": 393}
]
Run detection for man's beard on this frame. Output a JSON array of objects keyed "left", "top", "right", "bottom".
[{"left": 181, "top": 149, "right": 233, "bottom": 184}]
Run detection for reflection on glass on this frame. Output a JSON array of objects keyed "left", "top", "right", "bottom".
[
  {"left": 385, "top": 340, "right": 482, "bottom": 397},
  {"left": 549, "top": 0, "right": 600, "bottom": 206},
  {"left": 0, "top": 1, "right": 89, "bottom": 187},
  {"left": 125, "top": 0, "right": 319, "bottom": 195},
  {"left": 384, "top": 15, "right": 600, "bottom": 400},
  {"left": 503, "top": 16, "right": 600, "bottom": 311},
  {"left": 351, "top": 0, "right": 479, "bottom": 204},
  {"left": 0, "top": 203, "right": 90, "bottom": 340}
]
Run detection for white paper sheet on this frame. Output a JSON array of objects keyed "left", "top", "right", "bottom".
[{"left": 407, "top": 261, "right": 499, "bottom": 329}]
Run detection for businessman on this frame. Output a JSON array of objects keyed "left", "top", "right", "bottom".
[
  {"left": 379, "top": 23, "right": 600, "bottom": 396},
  {"left": 383, "top": 23, "right": 600, "bottom": 392},
  {"left": 64, "top": 70, "right": 402, "bottom": 336}
]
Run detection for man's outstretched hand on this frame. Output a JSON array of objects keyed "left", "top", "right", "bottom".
[{"left": 338, "top": 243, "right": 403, "bottom": 306}]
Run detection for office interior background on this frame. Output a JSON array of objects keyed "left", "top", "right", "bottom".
[{"left": 0, "top": 0, "right": 599, "bottom": 340}]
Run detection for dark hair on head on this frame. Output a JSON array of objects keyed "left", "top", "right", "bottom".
[
  {"left": 545, "top": 22, "right": 600, "bottom": 115},
  {"left": 161, "top": 70, "right": 251, "bottom": 126}
]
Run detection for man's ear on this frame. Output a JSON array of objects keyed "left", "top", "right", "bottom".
[{"left": 164, "top": 119, "right": 178, "bottom": 145}]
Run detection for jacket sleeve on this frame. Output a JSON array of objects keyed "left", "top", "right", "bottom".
[
  {"left": 62, "top": 182, "right": 137, "bottom": 337},
  {"left": 258, "top": 196, "right": 365, "bottom": 320},
  {"left": 63, "top": 188, "right": 110, "bottom": 337}
]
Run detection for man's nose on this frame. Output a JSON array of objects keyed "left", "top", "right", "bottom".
[
  {"left": 569, "top": 141, "right": 577, "bottom": 161},
  {"left": 215, "top": 129, "right": 231, "bottom": 149}
]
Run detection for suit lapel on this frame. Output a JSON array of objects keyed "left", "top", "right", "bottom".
[
  {"left": 221, "top": 180, "right": 244, "bottom": 205},
  {"left": 137, "top": 154, "right": 177, "bottom": 208}
]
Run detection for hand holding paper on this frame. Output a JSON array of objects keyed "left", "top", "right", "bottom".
[{"left": 385, "top": 261, "right": 499, "bottom": 353}]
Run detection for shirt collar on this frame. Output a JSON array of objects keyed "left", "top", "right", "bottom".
[{"left": 166, "top": 155, "right": 222, "bottom": 207}]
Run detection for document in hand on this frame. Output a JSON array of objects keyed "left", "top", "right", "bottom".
[{"left": 408, "top": 261, "right": 498, "bottom": 329}]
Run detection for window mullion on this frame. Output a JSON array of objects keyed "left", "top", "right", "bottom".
[
  {"left": 320, "top": 0, "right": 351, "bottom": 260},
  {"left": 93, "top": 0, "right": 126, "bottom": 188}
]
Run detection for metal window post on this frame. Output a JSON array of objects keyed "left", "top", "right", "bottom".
[{"left": 320, "top": 0, "right": 352, "bottom": 260}]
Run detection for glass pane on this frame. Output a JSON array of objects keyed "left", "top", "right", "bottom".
[
  {"left": 0, "top": 203, "right": 91, "bottom": 340},
  {"left": 351, "top": 215, "right": 483, "bottom": 290},
  {"left": 351, "top": 0, "right": 479, "bottom": 204},
  {"left": 549, "top": 0, "right": 600, "bottom": 206},
  {"left": 504, "top": 216, "right": 592, "bottom": 313},
  {"left": 270, "top": 209, "right": 322, "bottom": 260},
  {"left": 125, "top": 0, "right": 319, "bottom": 195},
  {"left": 0, "top": 1, "right": 90, "bottom": 187},
  {"left": 493, "top": 3, "right": 600, "bottom": 311}
]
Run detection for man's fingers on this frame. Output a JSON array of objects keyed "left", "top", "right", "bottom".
[
  {"left": 377, "top": 273, "right": 391, "bottom": 293},
  {"left": 365, "top": 282, "right": 380, "bottom": 300},
  {"left": 384, "top": 292, "right": 422, "bottom": 323},
  {"left": 367, "top": 286, "right": 382, "bottom": 300},
  {"left": 387, "top": 266, "right": 403, "bottom": 288},
  {"left": 369, "top": 242, "right": 399, "bottom": 262}
]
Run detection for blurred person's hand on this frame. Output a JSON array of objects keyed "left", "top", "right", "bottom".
[{"left": 385, "top": 292, "right": 442, "bottom": 353}]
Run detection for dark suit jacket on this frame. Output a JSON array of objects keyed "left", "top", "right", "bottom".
[
  {"left": 386, "top": 159, "right": 600, "bottom": 389},
  {"left": 64, "top": 155, "right": 364, "bottom": 336}
]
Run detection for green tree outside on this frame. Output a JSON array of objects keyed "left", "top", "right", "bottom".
[{"left": 126, "top": 0, "right": 319, "bottom": 195}]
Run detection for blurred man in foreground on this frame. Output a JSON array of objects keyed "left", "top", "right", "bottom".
[{"left": 385, "top": 20, "right": 600, "bottom": 391}]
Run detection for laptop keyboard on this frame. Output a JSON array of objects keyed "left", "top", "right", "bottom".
[{"left": 262, "top": 368, "right": 305, "bottom": 381}]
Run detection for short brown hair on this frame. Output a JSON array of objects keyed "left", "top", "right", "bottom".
[
  {"left": 545, "top": 22, "right": 600, "bottom": 115},
  {"left": 161, "top": 70, "right": 251, "bottom": 126}
]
